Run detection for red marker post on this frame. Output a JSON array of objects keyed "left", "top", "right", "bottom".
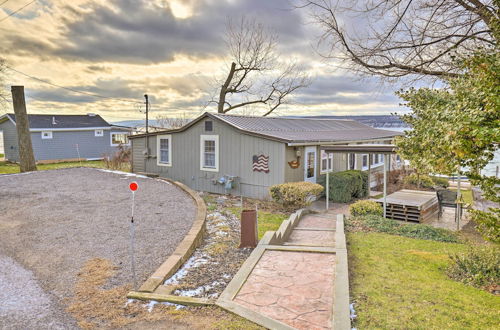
[{"left": 129, "top": 181, "right": 138, "bottom": 290}]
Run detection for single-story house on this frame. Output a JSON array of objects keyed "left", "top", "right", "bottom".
[
  {"left": 0, "top": 113, "right": 133, "bottom": 163},
  {"left": 129, "top": 112, "right": 403, "bottom": 199}
]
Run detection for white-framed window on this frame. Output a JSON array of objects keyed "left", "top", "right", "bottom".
[
  {"left": 200, "top": 135, "right": 219, "bottom": 172},
  {"left": 362, "top": 154, "right": 369, "bottom": 170},
  {"left": 95, "top": 129, "right": 104, "bottom": 137},
  {"left": 41, "top": 131, "right": 53, "bottom": 139},
  {"left": 156, "top": 134, "right": 172, "bottom": 166},
  {"left": 348, "top": 153, "right": 356, "bottom": 170},
  {"left": 320, "top": 150, "right": 334, "bottom": 173},
  {"left": 110, "top": 132, "right": 130, "bottom": 146}
]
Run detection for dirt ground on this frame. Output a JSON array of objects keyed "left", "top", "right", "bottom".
[{"left": 0, "top": 168, "right": 197, "bottom": 329}]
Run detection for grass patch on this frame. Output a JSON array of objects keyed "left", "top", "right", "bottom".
[
  {"left": 348, "top": 232, "right": 500, "bottom": 329},
  {"left": 227, "top": 206, "right": 288, "bottom": 240},
  {"left": 347, "top": 215, "right": 460, "bottom": 243},
  {"left": 0, "top": 153, "right": 4, "bottom": 158},
  {"left": 0, "top": 160, "right": 125, "bottom": 174},
  {"left": 450, "top": 188, "right": 473, "bottom": 205}
]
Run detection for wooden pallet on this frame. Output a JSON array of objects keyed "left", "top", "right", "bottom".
[{"left": 374, "top": 190, "right": 439, "bottom": 223}]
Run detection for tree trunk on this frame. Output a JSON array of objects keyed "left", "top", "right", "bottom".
[
  {"left": 218, "top": 62, "right": 236, "bottom": 113},
  {"left": 11, "top": 86, "right": 37, "bottom": 172}
]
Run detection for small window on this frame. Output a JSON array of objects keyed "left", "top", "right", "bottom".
[
  {"left": 110, "top": 132, "right": 129, "bottom": 146},
  {"left": 95, "top": 129, "right": 104, "bottom": 137},
  {"left": 205, "top": 120, "right": 213, "bottom": 132},
  {"left": 200, "top": 135, "right": 219, "bottom": 171},
  {"left": 320, "top": 150, "right": 334, "bottom": 173},
  {"left": 41, "top": 131, "right": 53, "bottom": 139},
  {"left": 362, "top": 154, "right": 368, "bottom": 170},
  {"left": 157, "top": 134, "right": 172, "bottom": 166}
]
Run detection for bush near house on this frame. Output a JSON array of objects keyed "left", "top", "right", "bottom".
[
  {"left": 349, "top": 200, "right": 383, "bottom": 217},
  {"left": 269, "top": 181, "right": 324, "bottom": 208},
  {"left": 403, "top": 173, "right": 435, "bottom": 188},
  {"left": 318, "top": 170, "right": 368, "bottom": 202},
  {"left": 447, "top": 246, "right": 500, "bottom": 290}
]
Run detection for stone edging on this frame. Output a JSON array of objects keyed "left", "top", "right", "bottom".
[
  {"left": 127, "top": 178, "right": 207, "bottom": 295},
  {"left": 333, "top": 214, "right": 351, "bottom": 330}
]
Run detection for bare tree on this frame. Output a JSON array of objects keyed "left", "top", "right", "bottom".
[
  {"left": 214, "top": 17, "right": 310, "bottom": 116},
  {"left": 300, "top": 0, "right": 498, "bottom": 79},
  {"left": 155, "top": 113, "right": 191, "bottom": 129}
]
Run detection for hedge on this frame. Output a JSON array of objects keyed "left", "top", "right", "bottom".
[
  {"left": 269, "top": 181, "right": 324, "bottom": 208},
  {"left": 318, "top": 170, "right": 369, "bottom": 203}
]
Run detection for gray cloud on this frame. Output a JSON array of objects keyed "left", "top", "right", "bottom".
[{"left": 39, "top": 0, "right": 307, "bottom": 64}]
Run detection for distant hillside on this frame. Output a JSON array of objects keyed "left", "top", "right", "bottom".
[
  {"left": 113, "top": 114, "right": 410, "bottom": 129},
  {"left": 291, "top": 115, "right": 409, "bottom": 128}
]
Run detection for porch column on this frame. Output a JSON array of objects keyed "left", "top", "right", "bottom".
[
  {"left": 368, "top": 154, "right": 371, "bottom": 195},
  {"left": 383, "top": 153, "right": 388, "bottom": 218}
]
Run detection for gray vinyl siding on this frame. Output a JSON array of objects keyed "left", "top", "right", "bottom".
[
  {"left": 132, "top": 118, "right": 285, "bottom": 199},
  {"left": 30, "top": 129, "right": 129, "bottom": 161},
  {"left": 0, "top": 120, "right": 19, "bottom": 162},
  {"left": 0, "top": 122, "right": 130, "bottom": 162}
]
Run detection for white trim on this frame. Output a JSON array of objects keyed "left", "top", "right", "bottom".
[
  {"left": 41, "top": 131, "right": 53, "bottom": 139},
  {"left": 320, "top": 150, "right": 334, "bottom": 174},
  {"left": 95, "top": 129, "right": 104, "bottom": 137},
  {"left": 200, "top": 135, "right": 219, "bottom": 172},
  {"left": 304, "top": 146, "right": 317, "bottom": 183},
  {"left": 0, "top": 114, "right": 17, "bottom": 126},
  {"left": 110, "top": 131, "right": 131, "bottom": 146},
  {"left": 31, "top": 126, "right": 112, "bottom": 132},
  {"left": 156, "top": 134, "right": 172, "bottom": 167}
]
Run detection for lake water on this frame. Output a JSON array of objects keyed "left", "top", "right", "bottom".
[{"left": 387, "top": 127, "right": 499, "bottom": 178}]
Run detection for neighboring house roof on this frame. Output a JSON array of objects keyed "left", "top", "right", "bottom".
[
  {"left": 1, "top": 113, "right": 132, "bottom": 130},
  {"left": 129, "top": 112, "right": 402, "bottom": 143}
]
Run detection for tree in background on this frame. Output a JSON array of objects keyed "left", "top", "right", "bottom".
[
  {"left": 213, "top": 17, "right": 310, "bottom": 116},
  {"left": 396, "top": 52, "right": 499, "bottom": 242},
  {"left": 155, "top": 113, "right": 191, "bottom": 129},
  {"left": 301, "top": 0, "right": 497, "bottom": 79}
]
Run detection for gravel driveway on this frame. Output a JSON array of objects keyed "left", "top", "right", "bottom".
[{"left": 0, "top": 168, "right": 197, "bottom": 328}]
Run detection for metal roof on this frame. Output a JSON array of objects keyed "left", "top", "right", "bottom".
[
  {"left": 321, "top": 144, "right": 398, "bottom": 153},
  {"left": 129, "top": 112, "right": 402, "bottom": 143},
  {"left": 4, "top": 113, "right": 121, "bottom": 129}
]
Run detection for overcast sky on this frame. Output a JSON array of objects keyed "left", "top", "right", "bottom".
[{"left": 0, "top": 0, "right": 407, "bottom": 121}]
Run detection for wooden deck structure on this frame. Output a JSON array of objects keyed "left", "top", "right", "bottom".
[{"left": 372, "top": 189, "right": 439, "bottom": 223}]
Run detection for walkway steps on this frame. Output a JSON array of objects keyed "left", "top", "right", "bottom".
[{"left": 217, "top": 211, "right": 350, "bottom": 330}]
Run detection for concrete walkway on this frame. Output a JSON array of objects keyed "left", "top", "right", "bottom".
[{"left": 218, "top": 209, "right": 350, "bottom": 330}]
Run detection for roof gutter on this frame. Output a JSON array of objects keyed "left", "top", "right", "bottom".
[{"left": 286, "top": 136, "right": 399, "bottom": 147}]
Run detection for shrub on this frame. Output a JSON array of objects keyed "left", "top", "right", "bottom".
[
  {"left": 269, "top": 182, "right": 324, "bottom": 208},
  {"left": 447, "top": 246, "right": 500, "bottom": 289},
  {"left": 103, "top": 144, "right": 131, "bottom": 170},
  {"left": 350, "top": 215, "right": 460, "bottom": 243},
  {"left": 403, "top": 173, "right": 435, "bottom": 188},
  {"left": 318, "top": 170, "right": 368, "bottom": 202},
  {"left": 349, "top": 200, "right": 383, "bottom": 217},
  {"left": 431, "top": 176, "right": 450, "bottom": 188}
]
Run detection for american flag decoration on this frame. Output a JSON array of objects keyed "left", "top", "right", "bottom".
[{"left": 253, "top": 154, "right": 270, "bottom": 173}]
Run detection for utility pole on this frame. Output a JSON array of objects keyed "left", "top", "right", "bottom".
[
  {"left": 143, "top": 94, "right": 149, "bottom": 172},
  {"left": 11, "top": 86, "right": 37, "bottom": 172}
]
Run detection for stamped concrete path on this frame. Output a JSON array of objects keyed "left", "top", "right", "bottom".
[{"left": 218, "top": 210, "right": 350, "bottom": 330}]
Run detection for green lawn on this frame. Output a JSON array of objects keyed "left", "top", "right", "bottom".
[
  {"left": 0, "top": 160, "right": 112, "bottom": 174},
  {"left": 348, "top": 232, "right": 499, "bottom": 329},
  {"left": 450, "top": 188, "right": 473, "bottom": 205},
  {"left": 227, "top": 206, "right": 289, "bottom": 239}
]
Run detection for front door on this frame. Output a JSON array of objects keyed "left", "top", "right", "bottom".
[{"left": 304, "top": 146, "right": 317, "bottom": 183}]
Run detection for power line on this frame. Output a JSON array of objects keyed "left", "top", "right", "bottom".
[
  {"left": 0, "top": 0, "right": 36, "bottom": 23},
  {"left": 5, "top": 65, "right": 141, "bottom": 104},
  {"left": 0, "top": 1, "right": 11, "bottom": 7}
]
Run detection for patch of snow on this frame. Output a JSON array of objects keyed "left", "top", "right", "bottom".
[
  {"left": 163, "top": 255, "right": 210, "bottom": 286},
  {"left": 97, "top": 169, "right": 148, "bottom": 179}
]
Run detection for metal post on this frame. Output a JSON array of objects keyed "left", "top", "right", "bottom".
[
  {"left": 326, "top": 170, "right": 330, "bottom": 210},
  {"left": 383, "top": 154, "right": 387, "bottom": 218},
  {"left": 130, "top": 191, "right": 137, "bottom": 290},
  {"left": 456, "top": 167, "right": 461, "bottom": 231}
]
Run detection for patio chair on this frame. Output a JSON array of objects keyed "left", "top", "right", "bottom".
[{"left": 436, "top": 189, "right": 458, "bottom": 219}]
